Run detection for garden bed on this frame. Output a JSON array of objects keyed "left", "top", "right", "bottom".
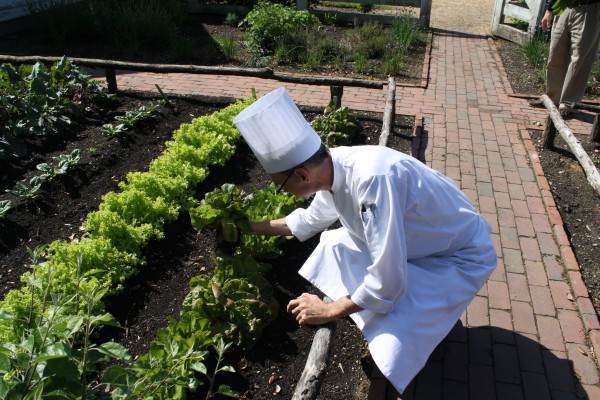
[
  {"left": 0, "top": 89, "right": 416, "bottom": 399},
  {"left": 0, "top": 11, "right": 428, "bottom": 86}
]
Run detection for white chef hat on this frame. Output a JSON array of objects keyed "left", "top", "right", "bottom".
[{"left": 233, "top": 87, "right": 322, "bottom": 174}]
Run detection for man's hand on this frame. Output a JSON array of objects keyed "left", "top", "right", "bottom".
[
  {"left": 287, "top": 293, "right": 363, "bottom": 327},
  {"left": 287, "top": 293, "right": 333, "bottom": 326},
  {"left": 542, "top": 10, "right": 553, "bottom": 32}
]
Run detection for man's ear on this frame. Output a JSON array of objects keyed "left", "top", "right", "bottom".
[{"left": 295, "top": 166, "right": 311, "bottom": 182}]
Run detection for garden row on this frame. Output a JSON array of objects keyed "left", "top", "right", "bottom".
[{"left": 0, "top": 57, "right": 367, "bottom": 398}]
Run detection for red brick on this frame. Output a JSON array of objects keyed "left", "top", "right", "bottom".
[
  {"left": 565, "top": 343, "right": 600, "bottom": 385},
  {"left": 577, "top": 299, "right": 600, "bottom": 331},
  {"left": 515, "top": 217, "right": 535, "bottom": 237},
  {"left": 549, "top": 281, "right": 577, "bottom": 311},
  {"left": 543, "top": 349, "right": 576, "bottom": 392},
  {"left": 567, "top": 271, "right": 590, "bottom": 299},
  {"left": 500, "top": 226, "right": 520, "bottom": 250},
  {"left": 525, "top": 260, "right": 548, "bottom": 286},
  {"left": 507, "top": 272, "right": 530, "bottom": 302},
  {"left": 490, "top": 257, "right": 507, "bottom": 282},
  {"left": 530, "top": 285, "right": 556, "bottom": 316},
  {"left": 525, "top": 195, "right": 544, "bottom": 214},
  {"left": 520, "top": 237, "right": 542, "bottom": 261},
  {"left": 522, "top": 371, "right": 552, "bottom": 400},
  {"left": 508, "top": 185, "right": 526, "bottom": 201},
  {"left": 466, "top": 295, "right": 489, "bottom": 327},
  {"left": 544, "top": 255, "right": 565, "bottom": 281},
  {"left": 537, "top": 315, "right": 565, "bottom": 351},
  {"left": 511, "top": 199, "right": 530, "bottom": 218},
  {"left": 537, "top": 232, "right": 560, "bottom": 256},
  {"left": 590, "top": 330, "right": 600, "bottom": 364},
  {"left": 497, "top": 208, "right": 516, "bottom": 228},
  {"left": 503, "top": 248, "right": 524, "bottom": 274},
  {"left": 558, "top": 309, "right": 585, "bottom": 343},
  {"left": 512, "top": 301, "right": 537, "bottom": 335},
  {"left": 552, "top": 224, "right": 571, "bottom": 247},
  {"left": 488, "top": 280, "right": 510, "bottom": 310},
  {"left": 560, "top": 246, "right": 580, "bottom": 271}
]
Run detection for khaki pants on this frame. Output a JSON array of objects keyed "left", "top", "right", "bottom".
[{"left": 546, "top": 2, "right": 600, "bottom": 108}]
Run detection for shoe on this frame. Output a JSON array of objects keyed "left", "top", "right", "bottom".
[
  {"left": 559, "top": 104, "right": 572, "bottom": 119},
  {"left": 529, "top": 98, "right": 544, "bottom": 108}
]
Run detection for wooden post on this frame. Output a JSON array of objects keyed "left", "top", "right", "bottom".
[
  {"left": 330, "top": 86, "right": 343, "bottom": 108},
  {"left": 419, "top": 0, "right": 432, "bottom": 28},
  {"left": 292, "top": 297, "right": 335, "bottom": 400},
  {"left": 592, "top": 114, "right": 600, "bottom": 144},
  {"left": 105, "top": 68, "right": 117, "bottom": 94},
  {"left": 379, "top": 76, "right": 396, "bottom": 146},
  {"left": 542, "top": 114, "right": 557, "bottom": 149}
]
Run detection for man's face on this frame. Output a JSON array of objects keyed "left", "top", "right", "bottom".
[{"left": 270, "top": 168, "right": 315, "bottom": 199}]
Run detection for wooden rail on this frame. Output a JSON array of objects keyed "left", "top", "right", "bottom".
[{"left": 0, "top": 55, "right": 386, "bottom": 92}]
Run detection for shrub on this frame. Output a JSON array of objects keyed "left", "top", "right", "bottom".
[{"left": 241, "top": 1, "right": 321, "bottom": 57}]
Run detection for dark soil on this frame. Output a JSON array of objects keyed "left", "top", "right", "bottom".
[
  {"left": 494, "top": 37, "right": 600, "bottom": 313},
  {"left": 0, "top": 88, "right": 416, "bottom": 399}
]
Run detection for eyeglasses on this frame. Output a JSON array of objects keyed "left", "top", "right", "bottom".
[{"left": 277, "top": 169, "right": 295, "bottom": 193}]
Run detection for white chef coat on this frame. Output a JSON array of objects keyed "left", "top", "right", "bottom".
[{"left": 285, "top": 145, "right": 497, "bottom": 393}]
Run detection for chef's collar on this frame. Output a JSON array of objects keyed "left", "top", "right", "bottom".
[{"left": 330, "top": 150, "right": 344, "bottom": 195}]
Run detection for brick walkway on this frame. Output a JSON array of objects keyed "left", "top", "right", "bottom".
[{"left": 89, "top": 30, "right": 600, "bottom": 399}]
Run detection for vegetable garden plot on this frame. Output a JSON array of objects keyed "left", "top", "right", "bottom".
[{"left": 0, "top": 85, "right": 415, "bottom": 398}]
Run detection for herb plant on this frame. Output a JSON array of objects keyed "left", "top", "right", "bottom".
[{"left": 311, "top": 102, "right": 359, "bottom": 147}]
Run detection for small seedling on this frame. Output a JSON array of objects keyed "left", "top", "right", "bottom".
[{"left": 0, "top": 199, "right": 14, "bottom": 219}]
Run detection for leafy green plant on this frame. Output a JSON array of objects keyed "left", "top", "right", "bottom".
[
  {"left": 36, "top": 148, "right": 81, "bottom": 180},
  {"left": 0, "top": 200, "right": 14, "bottom": 219},
  {"left": 0, "top": 98, "right": 257, "bottom": 397},
  {"left": 182, "top": 254, "right": 275, "bottom": 349},
  {"left": 0, "top": 57, "right": 111, "bottom": 155},
  {"left": 311, "top": 102, "right": 359, "bottom": 147},
  {"left": 240, "top": 1, "right": 321, "bottom": 58},
  {"left": 190, "top": 184, "right": 252, "bottom": 243},
  {"left": 102, "top": 102, "right": 161, "bottom": 137},
  {"left": 5, "top": 178, "right": 42, "bottom": 201},
  {"left": 241, "top": 183, "right": 303, "bottom": 258},
  {"left": 0, "top": 251, "right": 131, "bottom": 398}
]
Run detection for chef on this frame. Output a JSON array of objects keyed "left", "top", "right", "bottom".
[{"left": 233, "top": 87, "right": 497, "bottom": 393}]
